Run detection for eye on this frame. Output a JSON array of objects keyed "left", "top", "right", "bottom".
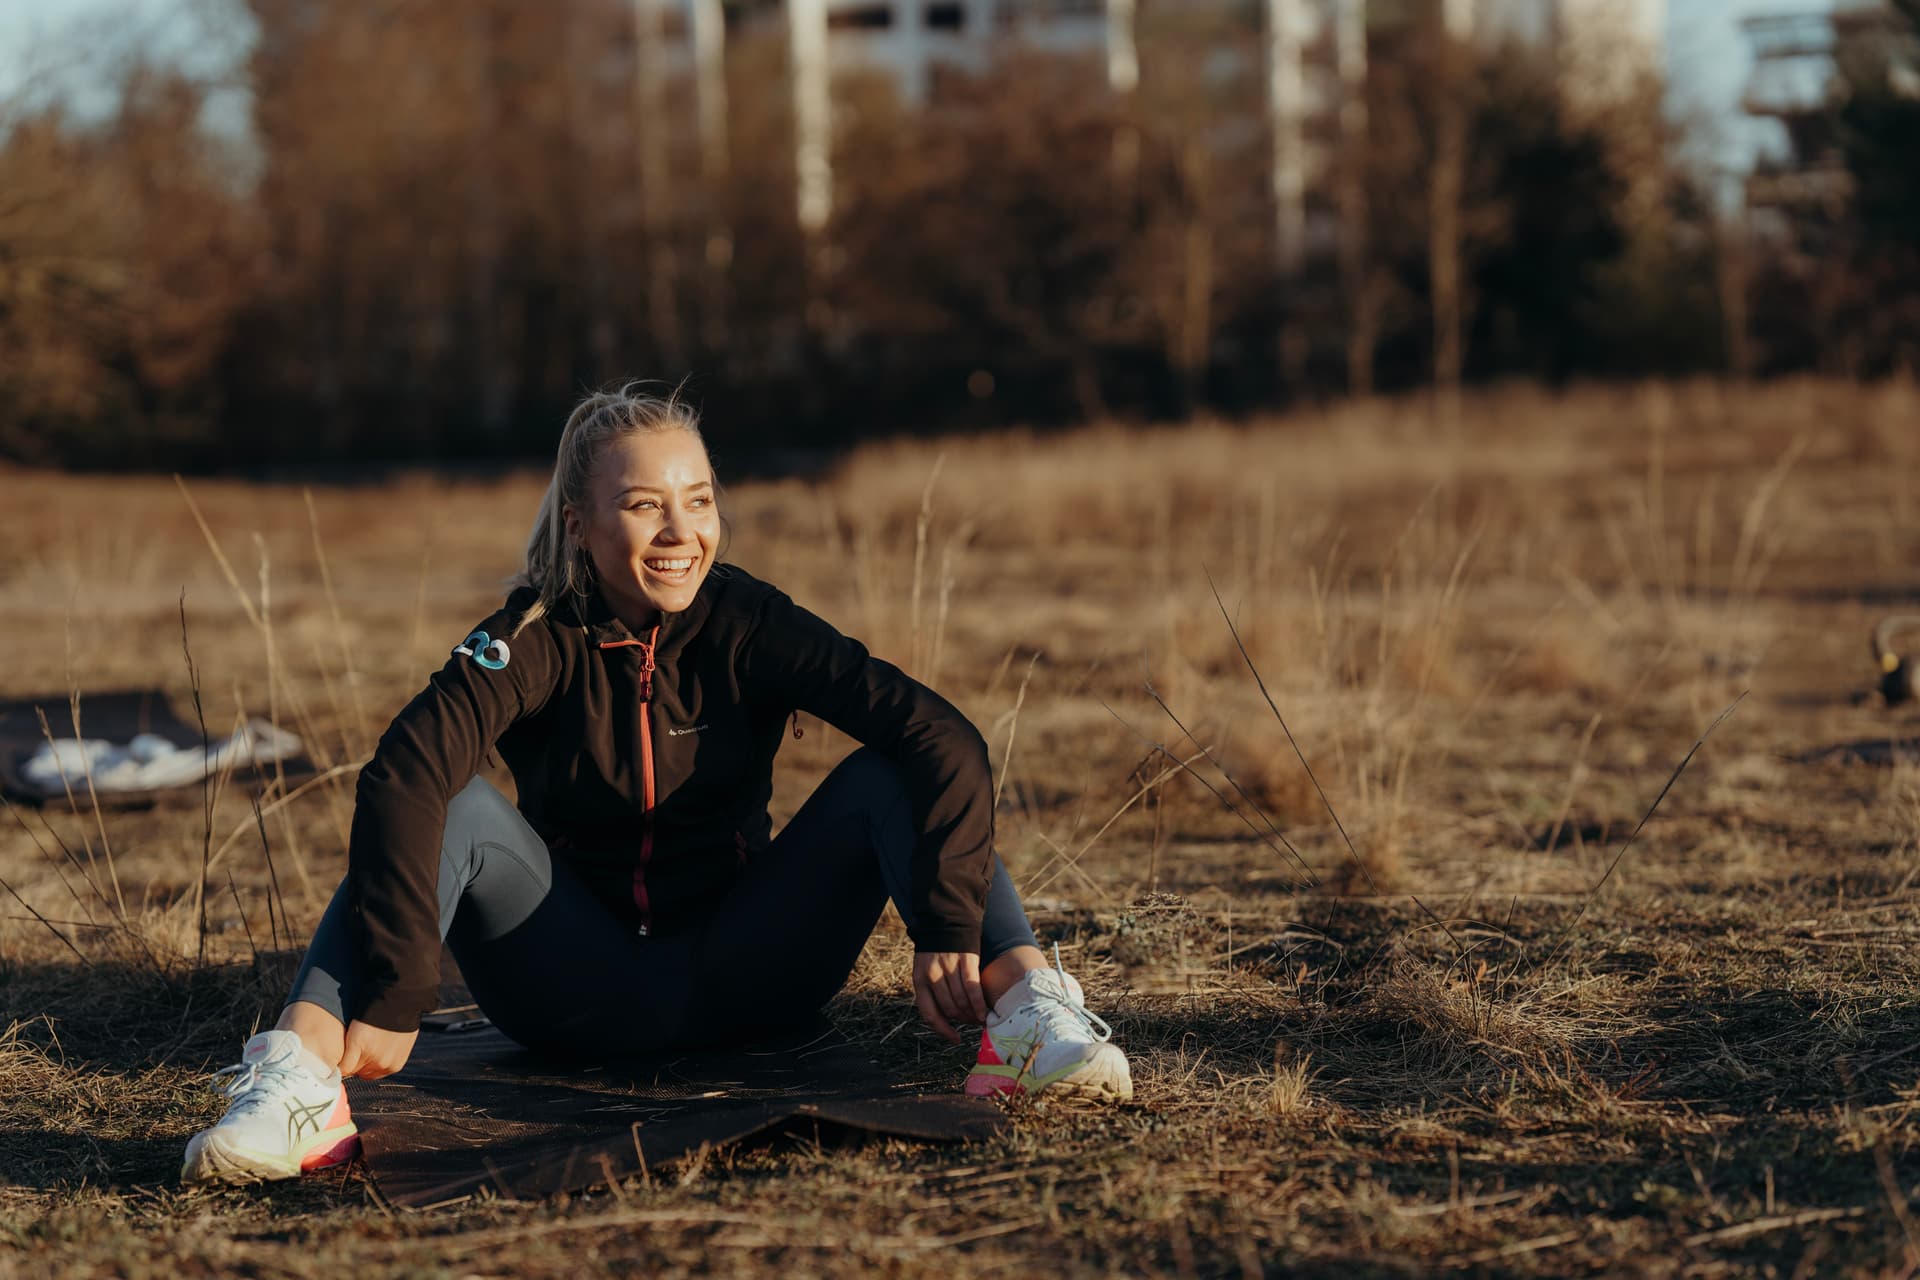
[
  {"left": 627, "top": 499, "right": 659, "bottom": 512},
  {"left": 476, "top": 638, "right": 511, "bottom": 670},
  {"left": 690, "top": 495, "right": 712, "bottom": 508}
]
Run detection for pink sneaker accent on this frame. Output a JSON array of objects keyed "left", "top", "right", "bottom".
[
  {"left": 298, "top": 1088, "right": 361, "bottom": 1171},
  {"left": 973, "top": 1028, "right": 1006, "bottom": 1068},
  {"left": 965, "top": 1030, "right": 1023, "bottom": 1096},
  {"left": 965, "top": 1071, "right": 1023, "bottom": 1097}
]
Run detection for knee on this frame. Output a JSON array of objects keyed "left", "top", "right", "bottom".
[
  {"left": 820, "top": 751, "right": 918, "bottom": 867},
  {"left": 827, "top": 748, "right": 909, "bottom": 806},
  {"left": 444, "top": 777, "right": 510, "bottom": 849}
]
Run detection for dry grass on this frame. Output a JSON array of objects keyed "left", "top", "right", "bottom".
[{"left": 4, "top": 377, "right": 1920, "bottom": 1275}]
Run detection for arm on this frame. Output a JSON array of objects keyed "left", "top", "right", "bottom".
[
  {"left": 347, "top": 597, "right": 559, "bottom": 1031},
  {"left": 737, "top": 588, "right": 995, "bottom": 954}
]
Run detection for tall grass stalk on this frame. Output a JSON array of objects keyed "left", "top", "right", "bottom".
[
  {"left": 182, "top": 593, "right": 213, "bottom": 965},
  {"left": 1, "top": 793, "right": 98, "bottom": 924},
  {"left": 1206, "top": 571, "right": 1376, "bottom": 893},
  {"left": 304, "top": 487, "right": 372, "bottom": 748},
  {"left": 992, "top": 652, "right": 1041, "bottom": 814},
  {"left": 908, "top": 453, "right": 947, "bottom": 679}
]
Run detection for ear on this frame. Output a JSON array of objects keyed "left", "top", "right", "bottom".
[{"left": 561, "top": 503, "right": 584, "bottom": 547}]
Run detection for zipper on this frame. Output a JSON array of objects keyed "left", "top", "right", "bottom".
[{"left": 599, "top": 626, "right": 660, "bottom": 934}]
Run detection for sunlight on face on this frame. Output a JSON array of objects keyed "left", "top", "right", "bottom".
[{"left": 563, "top": 429, "right": 721, "bottom": 629}]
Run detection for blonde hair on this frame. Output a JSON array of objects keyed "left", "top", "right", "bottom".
[{"left": 513, "top": 383, "right": 709, "bottom": 636}]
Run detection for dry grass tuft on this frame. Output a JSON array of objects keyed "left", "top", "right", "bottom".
[
  {"left": 1263, "top": 1042, "right": 1316, "bottom": 1119},
  {"left": 1354, "top": 957, "right": 1615, "bottom": 1081}
]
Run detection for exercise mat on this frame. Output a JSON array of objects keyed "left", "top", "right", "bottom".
[
  {"left": 0, "top": 688, "right": 315, "bottom": 808},
  {"left": 347, "top": 995, "right": 1008, "bottom": 1209}
]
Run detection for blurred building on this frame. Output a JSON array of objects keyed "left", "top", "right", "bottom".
[
  {"left": 1740, "top": 0, "right": 1892, "bottom": 230},
  {"left": 816, "top": 0, "right": 1118, "bottom": 105},
  {"left": 616, "top": 0, "right": 1670, "bottom": 261},
  {"left": 1479, "top": 0, "right": 1665, "bottom": 99},
  {"left": 707, "top": 0, "right": 1666, "bottom": 109}
]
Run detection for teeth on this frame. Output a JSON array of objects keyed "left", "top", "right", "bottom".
[{"left": 646, "top": 558, "right": 695, "bottom": 572}]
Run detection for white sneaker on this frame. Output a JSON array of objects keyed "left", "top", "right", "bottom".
[
  {"left": 181, "top": 1030, "right": 360, "bottom": 1184},
  {"left": 965, "top": 947, "right": 1133, "bottom": 1100}
]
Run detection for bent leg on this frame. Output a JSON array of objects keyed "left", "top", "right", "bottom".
[
  {"left": 285, "top": 777, "right": 696, "bottom": 1060},
  {"left": 681, "top": 749, "right": 1042, "bottom": 1044},
  {"left": 679, "top": 756, "right": 893, "bottom": 1042},
  {"left": 839, "top": 751, "right": 1039, "bottom": 965}
]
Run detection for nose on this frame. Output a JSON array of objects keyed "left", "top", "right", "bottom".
[{"left": 656, "top": 506, "right": 691, "bottom": 545}]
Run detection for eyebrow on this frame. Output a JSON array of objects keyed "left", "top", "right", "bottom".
[{"left": 613, "top": 479, "right": 714, "bottom": 500}]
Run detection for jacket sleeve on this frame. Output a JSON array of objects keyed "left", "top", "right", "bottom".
[
  {"left": 346, "top": 597, "right": 560, "bottom": 1030},
  {"left": 737, "top": 587, "right": 995, "bottom": 954}
]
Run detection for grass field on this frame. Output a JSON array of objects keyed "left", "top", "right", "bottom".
[{"left": 4, "top": 378, "right": 1920, "bottom": 1276}]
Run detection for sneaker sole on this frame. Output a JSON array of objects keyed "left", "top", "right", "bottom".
[
  {"left": 965, "top": 1060, "right": 1133, "bottom": 1101},
  {"left": 181, "top": 1124, "right": 360, "bottom": 1185}
]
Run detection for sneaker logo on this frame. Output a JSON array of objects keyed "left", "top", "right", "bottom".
[
  {"left": 285, "top": 1096, "right": 333, "bottom": 1147},
  {"left": 993, "top": 1031, "right": 1044, "bottom": 1067},
  {"left": 667, "top": 724, "right": 708, "bottom": 737}
]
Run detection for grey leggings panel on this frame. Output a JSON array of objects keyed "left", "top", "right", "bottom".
[{"left": 287, "top": 749, "right": 1038, "bottom": 1055}]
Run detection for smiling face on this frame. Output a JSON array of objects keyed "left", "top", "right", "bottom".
[{"left": 563, "top": 428, "right": 721, "bottom": 630}]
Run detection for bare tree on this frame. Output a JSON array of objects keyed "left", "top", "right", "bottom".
[
  {"left": 567, "top": 2, "right": 618, "bottom": 379},
  {"left": 634, "top": 0, "right": 684, "bottom": 374},
  {"left": 692, "top": 0, "right": 733, "bottom": 350},
  {"left": 1266, "top": 0, "right": 1309, "bottom": 391},
  {"left": 1335, "top": 0, "right": 1375, "bottom": 395},
  {"left": 1429, "top": 0, "right": 1473, "bottom": 421}
]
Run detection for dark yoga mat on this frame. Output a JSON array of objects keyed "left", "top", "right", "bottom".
[
  {"left": 347, "top": 986, "right": 1009, "bottom": 1209},
  {"left": 0, "top": 688, "right": 317, "bottom": 809}
]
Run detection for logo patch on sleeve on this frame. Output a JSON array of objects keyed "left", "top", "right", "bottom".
[{"left": 453, "top": 630, "right": 511, "bottom": 670}]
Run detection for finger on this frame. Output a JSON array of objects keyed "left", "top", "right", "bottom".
[
  {"left": 961, "top": 954, "right": 987, "bottom": 1022},
  {"left": 340, "top": 1029, "right": 376, "bottom": 1080},
  {"left": 916, "top": 975, "right": 959, "bottom": 1044},
  {"left": 942, "top": 967, "right": 972, "bottom": 1026},
  {"left": 925, "top": 957, "right": 957, "bottom": 1016}
]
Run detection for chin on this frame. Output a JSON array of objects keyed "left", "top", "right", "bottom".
[{"left": 647, "top": 576, "right": 708, "bottom": 614}]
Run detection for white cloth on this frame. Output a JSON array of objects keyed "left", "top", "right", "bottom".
[{"left": 20, "top": 720, "right": 305, "bottom": 795}]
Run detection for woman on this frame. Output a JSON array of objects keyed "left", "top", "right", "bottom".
[{"left": 182, "top": 387, "right": 1131, "bottom": 1185}]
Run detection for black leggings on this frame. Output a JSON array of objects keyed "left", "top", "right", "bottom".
[{"left": 287, "top": 750, "right": 1040, "bottom": 1055}]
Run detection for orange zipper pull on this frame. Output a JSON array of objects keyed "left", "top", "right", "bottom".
[{"left": 637, "top": 626, "right": 659, "bottom": 702}]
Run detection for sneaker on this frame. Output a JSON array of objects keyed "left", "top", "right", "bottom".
[
  {"left": 180, "top": 1030, "right": 360, "bottom": 1184},
  {"left": 965, "top": 946, "right": 1133, "bottom": 1100}
]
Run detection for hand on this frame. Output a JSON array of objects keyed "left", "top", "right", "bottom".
[
  {"left": 338, "top": 1019, "right": 419, "bottom": 1080},
  {"left": 913, "top": 951, "right": 987, "bottom": 1044}
]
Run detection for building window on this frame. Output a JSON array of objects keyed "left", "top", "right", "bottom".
[
  {"left": 828, "top": 4, "right": 894, "bottom": 29},
  {"left": 926, "top": 2, "right": 965, "bottom": 30}
]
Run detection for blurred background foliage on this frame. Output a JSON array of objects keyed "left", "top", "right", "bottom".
[{"left": 0, "top": 0, "right": 1913, "bottom": 470}]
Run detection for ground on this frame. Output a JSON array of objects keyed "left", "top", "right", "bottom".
[{"left": 3, "top": 378, "right": 1920, "bottom": 1276}]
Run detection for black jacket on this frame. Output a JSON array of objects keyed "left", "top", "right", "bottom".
[{"left": 346, "top": 565, "right": 996, "bottom": 1031}]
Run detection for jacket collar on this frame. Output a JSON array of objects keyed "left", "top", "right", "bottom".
[{"left": 564, "top": 572, "right": 721, "bottom": 651}]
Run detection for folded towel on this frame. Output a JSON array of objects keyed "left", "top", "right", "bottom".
[{"left": 20, "top": 720, "right": 306, "bottom": 795}]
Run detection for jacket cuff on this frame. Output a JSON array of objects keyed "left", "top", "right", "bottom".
[
  {"left": 909, "top": 924, "right": 983, "bottom": 954},
  {"left": 353, "top": 982, "right": 439, "bottom": 1033}
]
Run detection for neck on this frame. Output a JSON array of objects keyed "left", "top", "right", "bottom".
[{"left": 597, "top": 583, "right": 662, "bottom": 636}]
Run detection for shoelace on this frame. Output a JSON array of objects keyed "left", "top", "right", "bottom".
[
  {"left": 1014, "top": 943, "right": 1114, "bottom": 1046},
  {"left": 208, "top": 1052, "right": 305, "bottom": 1117}
]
